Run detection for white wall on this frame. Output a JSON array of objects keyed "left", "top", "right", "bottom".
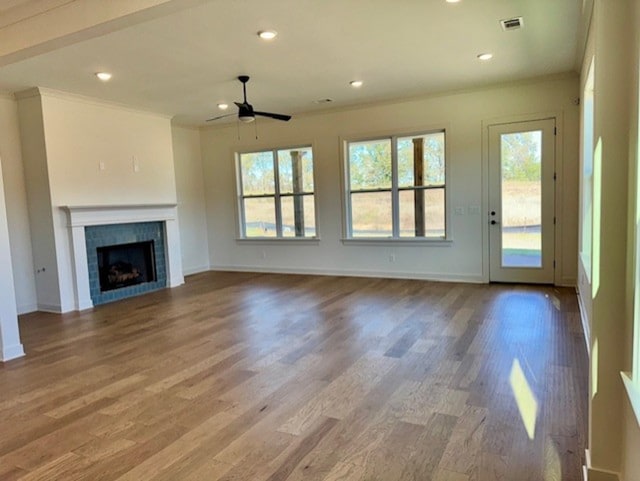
[
  {"left": 16, "top": 92, "right": 61, "bottom": 312},
  {"left": 0, "top": 95, "right": 37, "bottom": 314},
  {"left": 0, "top": 151, "right": 24, "bottom": 361},
  {"left": 172, "top": 125, "right": 210, "bottom": 275},
  {"left": 578, "top": 0, "right": 640, "bottom": 479},
  {"left": 200, "top": 76, "right": 579, "bottom": 284},
  {"left": 40, "top": 92, "right": 177, "bottom": 207}
]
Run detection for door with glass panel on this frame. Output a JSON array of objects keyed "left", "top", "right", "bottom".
[{"left": 488, "top": 119, "right": 555, "bottom": 283}]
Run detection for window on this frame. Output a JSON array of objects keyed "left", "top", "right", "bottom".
[
  {"left": 237, "top": 146, "right": 316, "bottom": 238},
  {"left": 345, "top": 131, "right": 446, "bottom": 239},
  {"left": 580, "top": 58, "right": 595, "bottom": 282},
  {"left": 622, "top": 58, "right": 640, "bottom": 424}
]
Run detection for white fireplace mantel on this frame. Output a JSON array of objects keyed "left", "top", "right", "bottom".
[{"left": 64, "top": 204, "right": 184, "bottom": 311}]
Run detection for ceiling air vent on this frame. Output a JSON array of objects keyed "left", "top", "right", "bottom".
[{"left": 500, "top": 16, "right": 523, "bottom": 31}]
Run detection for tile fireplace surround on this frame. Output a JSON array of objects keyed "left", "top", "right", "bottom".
[{"left": 65, "top": 204, "right": 184, "bottom": 311}]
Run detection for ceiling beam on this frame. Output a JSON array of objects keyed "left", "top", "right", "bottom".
[{"left": 0, "top": 0, "right": 211, "bottom": 67}]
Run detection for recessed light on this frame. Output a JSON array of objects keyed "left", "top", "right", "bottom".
[
  {"left": 95, "top": 72, "right": 112, "bottom": 81},
  {"left": 217, "top": 103, "right": 229, "bottom": 110},
  {"left": 446, "top": 0, "right": 461, "bottom": 3},
  {"left": 350, "top": 80, "right": 363, "bottom": 88},
  {"left": 258, "top": 30, "right": 278, "bottom": 40},
  {"left": 477, "top": 53, "right": 493, "bottom": 61}
]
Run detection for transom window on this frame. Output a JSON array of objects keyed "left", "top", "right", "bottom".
[
  {"left": 345, "top": 131, "right": 447, "bottom": 239},
  {"left": 237, "top": 146, "right": 316, "bottom": 238}
]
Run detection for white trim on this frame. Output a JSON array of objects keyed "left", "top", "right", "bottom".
[
  {"left": 0, "top": 343, "right": 25, "bottom": 362},
  {"left": 17, "top": 303, "right": 38, "bottom": 315},
  {"left": 236, "top": 238, "right": 320, "bottom": 245},
  {"left": 586, "top": 468, "right": 620, "bottom": 481},
  {"left": 481, "top": 111, "right": 564, "bottom": 285},
  {"left": 583, "top": 449, "right": 621, "bottom": 481},
  {"left": 65, "top": 203, "right": 179, "bottom": 226},
  {"left": 559, "top": 276, "right": 577, "bottom": 287},
  {"left": 577, "top": 288, "right": 591, "bottom": 356},
  {"left": 14, "top": 87, "right": 173, "bottom": 120},
  {"left": 621, "top": 372, "right": 640, "bottom": 428},
  {"left": 341, "top": 238, "right": 452, "bottom": 247},
  {"left": 182, "top": 265, "right": 210, "bottom": 276},
  {"left": 210, "top": 264, "right": 484, "bottom": 284},
  {"left": 37, "top": 303, "right": 63, "bottom": 313},
  {"left": 63, "top": 204, "right": 184, "bottom": 311}
]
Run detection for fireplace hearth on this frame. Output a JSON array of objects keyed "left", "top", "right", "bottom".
[{"left": 98, "top": 240, "right": 156, "bottom": 292}]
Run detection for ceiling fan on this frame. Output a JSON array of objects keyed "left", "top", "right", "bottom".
[{"left": 207, "top": 76, "right": 291, "bottom": 123}]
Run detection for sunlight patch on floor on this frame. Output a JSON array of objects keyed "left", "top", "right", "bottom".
[{"left": 509, "top": 358, "right": 539, "bottom": 440}]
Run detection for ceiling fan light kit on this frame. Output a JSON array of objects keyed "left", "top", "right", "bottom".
[{"left": 207, "top": 75, "right": 291, "bottom": 123}]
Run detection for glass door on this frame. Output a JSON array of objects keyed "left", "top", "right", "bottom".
[{"left": 488, "top": 119, "right": 555, "bottom": 283}]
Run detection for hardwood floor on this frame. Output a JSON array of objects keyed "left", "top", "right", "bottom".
[{"left": 0, "top": 272, "right": 588, "bottom": 480}]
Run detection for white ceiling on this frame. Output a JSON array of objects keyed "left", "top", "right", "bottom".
[{"left": 0, "top": 0, "right": 582, "bottom": 126}]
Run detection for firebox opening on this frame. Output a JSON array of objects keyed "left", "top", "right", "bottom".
[{"left": 97, "top": 240, "right": 156, "bottom": 292}]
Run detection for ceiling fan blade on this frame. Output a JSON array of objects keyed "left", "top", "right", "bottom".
[
  {"left": 254, "top": 111, "right": 292, "bottom": 122},
  {"left": 206, "top": 113, "right": 236, "bottom": 122}
]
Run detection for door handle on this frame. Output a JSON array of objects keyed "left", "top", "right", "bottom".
[{"left": 490, "top": 220, "right": 500, "bottom": 225}]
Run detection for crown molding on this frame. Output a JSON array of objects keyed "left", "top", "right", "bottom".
[{"left": 14, "top": 86, "right": 172, "bottom": 120}]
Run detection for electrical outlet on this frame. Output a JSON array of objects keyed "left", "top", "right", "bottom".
[
  {"left": 389, "top": 253, "right": 396, "bottom": 263},
  {"left": 99, "top": 161, "right": 105, "bottom": 171},
  {"left": 132, "top": 156, "right": 140, "bottom": 172},
  {"left": 261, "top": 250, "right": 267, "bottom": 260}
]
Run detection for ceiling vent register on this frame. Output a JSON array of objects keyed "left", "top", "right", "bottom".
[{"left": 500, "top": 17, "right": 523, "bottom": 31}]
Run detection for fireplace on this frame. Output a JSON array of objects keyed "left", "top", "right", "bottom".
[
  {"left": 97, "top": 240, "right": 156, "bottom": 292},
  {"left": 84, "top": 221, "right": 168, "bottom": 305},
  {"left": 65, "top": 204, "right": 184, "bottom": 311}
]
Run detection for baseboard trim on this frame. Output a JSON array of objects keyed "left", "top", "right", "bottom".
[
  {"left": 584, "top": 450, "right": 621, "bottom": 481},
  {"left": 586, "top": 468, "right": 620, "bottom": 481},
  {"left": 576, "top": 287, "right": 591, "bottom": 356},
  {"left": 1, "top": 343, "right": 25, "bottom": 362},
  {"left": 17, "top": 303, "right": 38, "bottom": 315},
  {"left": 559, "top": 276, "right": 577, "bottom": 287},
  {"left": 183, "top": 265, "right": 210, "bottom": 276},
  {"left": 36, "top": 303, "right": 63, "bottom": 313},
  {"left": 209, "top": 265, "right": 485, "bottom": 284}
]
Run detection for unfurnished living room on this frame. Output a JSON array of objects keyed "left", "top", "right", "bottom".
[{"left": 0, "top": 0, "right": 639, "bottom": 480}]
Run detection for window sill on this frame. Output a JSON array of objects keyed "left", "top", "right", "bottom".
[
  {"left": 621, "top": 371, "right": 640, "bottom": 428},
  {"left": 341, "top": 238, "right": 453, "bottom": 247},
  {"left": 236, "top": 237, "right": 320, "bottom": 245}
]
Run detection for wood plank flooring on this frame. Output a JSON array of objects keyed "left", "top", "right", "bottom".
[{"left": 0, "top": 272, "right": 588, "bottom": 480}]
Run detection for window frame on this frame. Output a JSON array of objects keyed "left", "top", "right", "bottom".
[
  {"left": 621, "top": 60, "right": 640, "bottom": 426},
  {"left": 236, "top": 144, "right": 318, "bottom": 240},
  {"left": 342, "top": 129, "right": 451, "bottom": 242}
]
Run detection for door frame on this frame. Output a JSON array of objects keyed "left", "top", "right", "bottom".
[{"left": 481, "top": 111, "right": 565, "bottom": 285}]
